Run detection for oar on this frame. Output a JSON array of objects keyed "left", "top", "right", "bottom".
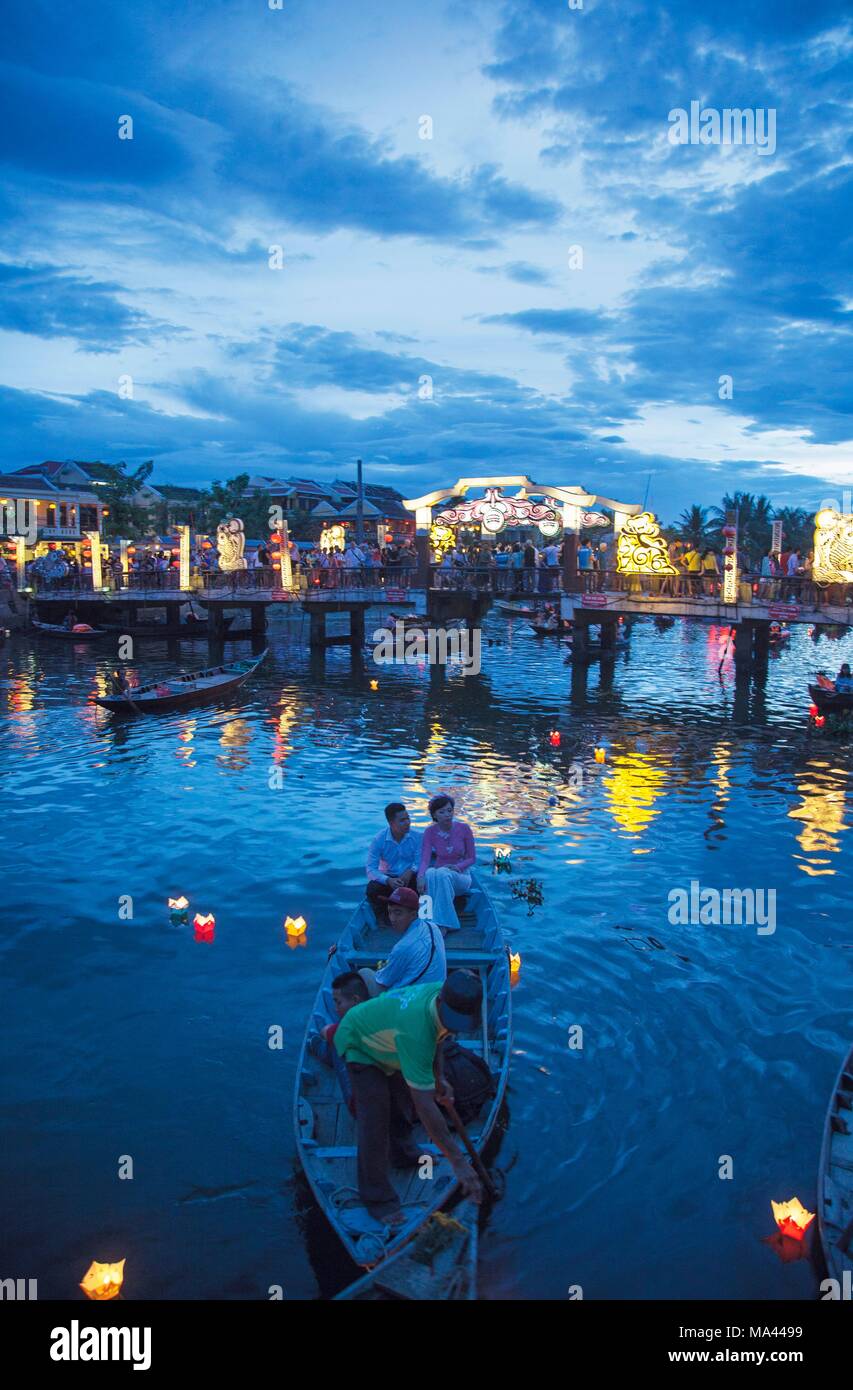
[
  {"left": 718, "top": 626, "right": 733, "bottom": 675},
  {"left": 439, "top": 1095, "right": 498, "bottom": 1200}
]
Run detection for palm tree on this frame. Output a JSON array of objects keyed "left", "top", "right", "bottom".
[
  {"left": 772, "top": 506, "right": 812, "bottom": 556},
  {"left": 710, "top": 491, "right": 774, "bottom": 564},
  {"left": 677, "top": 504, "right": 713, "bottom": 550}
]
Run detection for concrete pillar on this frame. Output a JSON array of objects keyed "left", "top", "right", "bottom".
[
  {"left": 733, "top": 621, "right": 754, "bottom": 670},
  {"left": 599, "top": 615, "right": 617, "bottom": 651},
  {"left": 572, "top": 612, "right": 591, "bottom": 661},
  {"left": 166, "top": 603, "right": 181, "bottom": 632},
  {"left": 207, "top": 606, "right": 226, "bottom": 641},
  {"left": 309, "top": 609, "right": 326, "bottom": 649},
  {"left": 562, "top": 534, "right": 581, "bottom": 593},
  {"left": 415, "top": 533, "right": 432, "bottom": 589},
  {"left": 349, "top": 606, "right": 365, "bottom": 649},
  {"left": 251, "top": 604, "right": 267, "bottom": 636},
  {"left": 753, "top": 621, "right": 770, "bottom": 667}
]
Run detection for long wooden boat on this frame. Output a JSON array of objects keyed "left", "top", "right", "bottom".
[
  {"left": 494, "top": 600, "right": 547, "bottom": 616},
  {"left": 809, "top": 682, "right": 853, "bottom": 713},
  {"left": 91, "top": 650, "right": 267, "bottom": 713},
  {"left": 294, "top": 873, "right": 511, "bottom": 1269},
  {"left": 334, "top": 1201, "right": 478, "bottom": 1300},
  {"left": 817, "top": 1042, "right": 853, "bottom": 1288},
  {"left": 31, "top": 619, "right": 108, "bottom": 641},
  {"left": 530, "top": 621, "right": 573, "bottom": 638}
]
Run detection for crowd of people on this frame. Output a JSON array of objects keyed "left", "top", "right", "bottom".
[{"left": 312, "top": 794, "right": 485, "bottom": 1222}]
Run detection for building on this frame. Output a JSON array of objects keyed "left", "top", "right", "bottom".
[
  {"left": 311, "top": 480, "right": 413, "bottom": 543},
  {"left": 0, "top": 468, "right": 105, "bottom": 545}
]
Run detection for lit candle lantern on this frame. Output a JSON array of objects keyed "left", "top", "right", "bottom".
[
  {"left": 494, "top": 844, "right": 512, "bottom": 870},
  {"left": 370, "top": 679, "right": 379, "bottom": 691},
  {"left": 808, "top": 704, "right": 818, "bottom": 718},
  {"left": 193, "top": 912, "right": 215, "bottom": 943},
  {"left": 80, "top": 1259, "right": 125, "bottom": 1301},
  {"left": 814, "top": 715, "right": 826, "bottom": 729},
  {"left": 168, "top": 895, "right": 189, "bottom": 926},
  {"left": 549, "top": 730, "right": 561, "bottom": 747},
  {"left": 509, "top": 951, "right": 522, "bottom": 986},
  {"left": 284, "top": 915, "right": 307, "bottom": 941},
  {"left": 771, "top": 1197, "right": 815, "bottom": 1242},
  {"left": 594, "top": 746, "right": 606, "bottom": 763}
]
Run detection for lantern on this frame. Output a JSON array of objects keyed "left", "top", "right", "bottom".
[
  {"left": 771, "top": 1197, "right": 815, "bottom": 1242},
  {"left": 80, "top": 1259, "right": 125, "bottom": 1301},
  {"left": 808, "top": 704, "right": 818, "bottom": 718},
  {"left": 815, "top": 715, "right": 826, "bottom": 729},
  {"left": 549, "top": 730, "right": 561, "bottom": 747},
  {"left": 594, "top": 746, "right": 606, "bottom": 763},
  {"left": 494, "top": 845, "right": 512, "bottom": 872},
  {"left": 370, "top": 679, "right": 379, "bottom": 691},
  {"left": 193, "top": 912, "right": 215, "bottom": 942},
  {"left": 509, "top": 951, "right": 522, "bottom": 985},
  {"left": 168, "top": 895, "right": 189, "bottom": 926},
  {"left": 284, "top": 915, "right": 307, "bottom": 940}
]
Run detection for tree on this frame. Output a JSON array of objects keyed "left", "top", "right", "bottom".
[
  {"left": 202, "top": 474, "right": 275, "bottom": 540},
  {"left": 97, "top": 460, "right": 154, "bottom": 539},
  {"left": 772, "top": 506, "right": 812, "bottom": 556},
  {"left": 677, "top": 504, "right": 713, "bottom": 550},
  {"left": 709, "top": 491, "right": 774, "bottom": 564}
]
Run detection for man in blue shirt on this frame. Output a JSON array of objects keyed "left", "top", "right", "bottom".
[
  {"left": 366, "top": 802, "right": 422, "bottom": 922},
  {"left": 360, "top": 886, "right": 446, "bottom": 996}
]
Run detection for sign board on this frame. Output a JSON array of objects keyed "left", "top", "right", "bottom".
[
  {"left": 771, "top": 520, "right": 783, "bottom": 553},
  {"left": 581, "top": 593, "right": 609, "bottom": 608},
  {"left": 385, "top": 588, "right": 406, "bottom": 602},
  {"left": 769, "top": 603, "right": 800, "bottom": 621}
]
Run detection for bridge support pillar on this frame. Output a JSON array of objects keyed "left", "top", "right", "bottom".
[
  {"left": 251, "top": 604, "right": 267, "bottom": 637},
  {"left": 733, "top": 620, "right": 755, "bottom": 670},
  {"left": 349, "top": 606, "right": 365, "bottom": 650},
  {"left": 599, "top": 614, "right": 617, "bottom": 652},
  {"left": 753, "top": 621, "right": 770, "bottom": 667},
  {"left": 309, "top": 609, "right": 326, "bottom": 649}
]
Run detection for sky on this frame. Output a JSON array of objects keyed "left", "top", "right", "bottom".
[{"left": 1, "top": 0, "right": 851, "bottom": 520}]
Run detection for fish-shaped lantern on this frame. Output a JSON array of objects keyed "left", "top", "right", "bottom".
[
  {"left": 771, "top": 1197, "right": 815, "bottom": 1242},
  {"left": 168, "top": 895, "right": 189, "bottom": 926},
  {"left": 80, "top": 1259, "right": 125, "bottom": 1301},
  {"left": 193, "top": 912, "right": 215, "bottom": 943}
]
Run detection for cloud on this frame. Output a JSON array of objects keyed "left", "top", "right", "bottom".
[
  {"left": 483, "top": 307, "right": 610, "bottom": 335},
  {"left": 0, "top": 262, "right": 173, "bottom": 350}
]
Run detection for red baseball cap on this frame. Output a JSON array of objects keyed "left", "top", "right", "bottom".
[{"left": 387, "top": 886, "right": 420, "bottom": 911}]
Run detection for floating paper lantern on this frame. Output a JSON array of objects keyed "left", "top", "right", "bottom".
[
  {"left": 549, "top": 730, "right": 561, "bottom": 747},
  {"left": 808, "top": 704, "right": 818, "bottom": 718},
  {"left": 193, "top": 912, "right": 215, "bottom": 943},
  {"left": 594, "top": 746, "right": 606, "bottom": 763},
  {"left": 168, "top": 895, "right": 189, "bottom": 926},
  {"left": 370, "top": 680, "right": 379, "bottom": 691},
  {"left": 80, "top": 1259, "right": 125, "bottom": 1301},
  {"left": 284, "top": 915, "right": 307, "bottom": 940},
  {"left": 771, "top": 1197, "right": 815, "bottom": 1242},
  {"left": 494, "top": 844, "right": 512, "bottom": 866},
  {"left": 814, "top": 715, "right": 826, "bottom": 729},
  {"left": 509, "top": 951, "right": 522, "bottom": 985}
]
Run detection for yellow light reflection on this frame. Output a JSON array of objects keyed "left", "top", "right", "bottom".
[
  {"left": 788, "top": 761, "right": 848, "bottom": 876},
  {"left": 603, "top": 750, "right": 666, "bottom": 836},
  {"left": 217, "top": 718, "right": 252, "bottom": 771}
]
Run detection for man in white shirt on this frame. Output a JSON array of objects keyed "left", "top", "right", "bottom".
[{"left": 365, "top": 802, "right": 423, "bottom": 922}]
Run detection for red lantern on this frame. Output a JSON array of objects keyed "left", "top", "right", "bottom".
[
  {"left": 193, "top": 912, "right": 215, "bottom": 942},
  {"left": 549, "top": 730, "right": 561, "bottom": 747},
  {"left": 809, "top": 703, "right": 818, "bottom": 718},
  {"left": 814, "top": 715, "right": 826, "bottom": 729},
  {"left": 771, "top": 1198, "right": 815, "bottom": 1242}
]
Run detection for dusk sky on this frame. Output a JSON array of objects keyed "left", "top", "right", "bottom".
[{"left": 2, "top": 0, "right": 851, "bottom": 519}]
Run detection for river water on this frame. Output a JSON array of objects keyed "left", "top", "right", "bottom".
[{"left": 1, "top": 608, "right": 851, "bottom": 1300}]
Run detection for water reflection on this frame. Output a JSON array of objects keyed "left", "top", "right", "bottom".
[{"left": 789, "top": 760, "right": 849, "bottom": 876}]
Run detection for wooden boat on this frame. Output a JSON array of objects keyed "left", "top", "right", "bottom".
[
  {"left": 91, "top": 650, "right": 267, "bottom": 713},
  {"left": 295, "top": 874, "right": 511, "bottom": 1269},
  {"left": 529, "top": 621, "right": 573, "bottom": 638},
  {"left": 809, "top": 682, "right": 853, "bottom": 713},
  {"left": 494, "top": 600, "right": 546, "bottom": 617},
  {"left": 31, "top": 619, "right": 108, "bottom": 641},
  {"left": 817, "top": 1042, "right": 853, "bottom": 1288},
  {"left": 335, "top": 1201, "right": 478, "bottom": 1300}
]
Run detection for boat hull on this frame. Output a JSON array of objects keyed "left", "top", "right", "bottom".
[
  {"left": 809, "top": 683, "right": 853, "bottom": 713},
  {"left": 817, "top": 1043, "right": 853, "bottom": 1287},
  {"left": 31, "top": 622, "right": 107, "bottom": 641},
  {"left": 294, "top": 873, "right": 511, "bottom": 1269},
  {"left": 92, "top": 652, "right": 266, "bottom": 713}
]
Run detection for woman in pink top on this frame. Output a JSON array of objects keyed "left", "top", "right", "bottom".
[{"left": 416, "top": 794, "right": 476, "bottom": 933}]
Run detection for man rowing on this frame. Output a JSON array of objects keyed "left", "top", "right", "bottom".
[
  {"left": 334, "top": 971, "right": 484, "bottom": 1223},
  {"left": 365, "top": 801, "right": 422, "bottom": 923}
]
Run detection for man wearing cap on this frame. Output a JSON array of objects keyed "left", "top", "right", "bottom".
[
  {"left": 359, "top": 885, "right": 446, "bottom": 996},
  {"left": 334, "top": 970, "right": 484, "bottom": 1221}
]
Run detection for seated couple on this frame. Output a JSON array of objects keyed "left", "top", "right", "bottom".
[{"left": 365, "top": 795, "right": 476, "bottom": 936}]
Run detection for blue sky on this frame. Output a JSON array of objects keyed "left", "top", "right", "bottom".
[{"left": 1, "top": 0, "right": 851, "bottom": 519}]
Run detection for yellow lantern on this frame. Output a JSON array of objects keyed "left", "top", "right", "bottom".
[
  {"left": 594, "top": 746, "right": 606, "bottom": 763},
  {"left": 771, "top": 1197, "right": 815, "bottom": 1242},
  {"left": 509, "top": 951, "right": 522, "bottom": 986},
  {"left": 370, "top": 679, "right": 379, "bottom": 691},
  {"left": 80, "top": 1259, "right": 125, "bottom": 1300},
  {"left": 285, "top": 915, "right": 307, "bottom": 939}
]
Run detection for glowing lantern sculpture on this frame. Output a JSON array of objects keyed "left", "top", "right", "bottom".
[
  {"left": 509, "top": 951, "right": 522, "bottom": 986},
  {"left": 80, "top": 1259, "right": 125, "bottom": 1301},
  {"left": 319, "top": 523, "right": 346, "bottom": 554},
  {"left": 429, "top": 521, "right": 455, "bottom": 561},
  {"left": 771, "top": 1197, "right": 815, "bottom": 1242},
  {"left": 168, "top": 895, "right": 189, "bottom": 926},
  {"left": 193, "top": 912, "right": 215, "bottom": 943},
  {"left": 813, "top": 508, "right": 853, "bottom": 583},
  {"left": 722, "top": 518, "right": 739, "bottom": 604},
  {"left": 616, "top": 513, "right": 678, "bottom": 575}
]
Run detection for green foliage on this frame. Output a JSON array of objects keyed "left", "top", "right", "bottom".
[
  {"left": 202, "top": 474, "right": 275, "bottom": 539},
  {"left": 97, "top": 459, "right": 154, "bottom": 539},
  {"left": 510, "top": 878, "right": 544, "bottom": 916},
  {"left": 676, "top": 504, "right": 713, "bottom": 549}
]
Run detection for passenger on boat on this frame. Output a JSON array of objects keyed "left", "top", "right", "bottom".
[
  {"left": 835, "top": 663, "right": 853, "bottom": 693},
  {"left": 416, "top": 794, "right": 475, "bottom": 934},
  {"left": 333, "top": 970, "right": 485, "bottom": 1221},
  {"left": 358, "top": 886, "right": 446, "bottom": 998},
  {"left": 365, "top": 802, "right": 422, "bottom": 923},
  {"left": 307, "top": 971, "right": 370, "bottom": 1114},
  {"left": 61, "top": 610, "right": 78, "bottom": 630},
  {"left": 109, "top": 668, "right": 130, "bottom": 696}
]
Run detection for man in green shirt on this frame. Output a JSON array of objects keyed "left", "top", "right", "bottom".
[{"left": 334, "top": 970, "right": 484, "bottom": 1221}]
